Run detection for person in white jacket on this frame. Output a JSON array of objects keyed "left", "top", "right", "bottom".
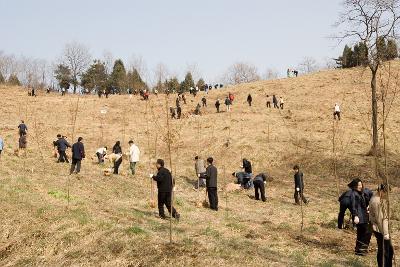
[
  {"left": 334, "top": 104, "right": 341, "bottom": 120},
  {"left": 369, "top": 184, "right": 394, "bottom": 267},
  {"left": 128, "top": 140, "right": 140, "bottom": 175}
]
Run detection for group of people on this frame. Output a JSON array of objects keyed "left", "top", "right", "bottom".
[
  {"left": 287, "top": 68, "right": 299, "bottom": 78},
  {"left": 338, "top": 179, "right": 394, "bottom": 266},
  {"left": 266, "top": 95, "right": 284, "bottom": 109}
]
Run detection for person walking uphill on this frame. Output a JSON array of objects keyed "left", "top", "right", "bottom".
[
  {"left": 112, "top": 141, "right": 123, "bottom": 174},
  {"left": 293, "top": 165, "right": 308, "bottom": 205},
  {"left": 215, "top": 99, "right": 221, "bottom": 113},
  {"left": 204, "top": 157, "right": 218, "bottom": 211},
  {"left": 18, "top": 120, "right": 28, "bottom": 137},
  {"left": 128, "top": 140, "right": 140, "bottom": 175},
  {"left": 151, "top": 159, "right": 180, "bottom": 220},
  {"left": 247, "top": 94, "right": 253, "bottom": 107},
  {"left": 70, "top": 137, "right": 85, "bottom": 175},
  {"left": 272, "top": 95, "right": 279, "bottom": 109},
  {"left": 334, "top": 103, "right": 341, "bottom": 120},
  {"left": 370, "top": 184, "right": 394, "bottom": 267},
  {"left": 54, "top": 134, "right": 71, "bottom": 163},
  {"left": 349, "top": 178, "right": 372, "bottom": 256}
]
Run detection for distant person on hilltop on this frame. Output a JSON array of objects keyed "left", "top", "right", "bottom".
[
  {"left": 247, "top": 94, "right": 253, "bottom": 107},
  {"left": 272, "top": 95, "right": 279, "bottom": 109},
  {"left": 177, "top": 105, "right": 182, "bottom": 119},
  {"left": 334, "top": 104, "right": 341, "bottom": 120},
  {"left": 229, "top": 92, "right": 235, "bottom": 103},
  {"left": 293, "top": 70, "right": 298, "bottom": 77},
  {"left": 194, "top": 103, "right": 201, "bottom": 115},
  {"left": 215, "top": 99, "right": 221, "bottom": 113},
  {"left": 287, "top": 68, "right": 291, "bottom": 78},
  {"left": 293, "top": 165, "right": 308, "bottom": 205},
  {"left": 266, "top": 95, "right": 271, "bottom": 108},
  {"left": 70, "top": 137, "right": 85, "bottom": 175},
  {"left": 18, "top": 120, "right": 28, "bottom": 137}
]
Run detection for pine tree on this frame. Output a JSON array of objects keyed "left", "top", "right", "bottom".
[
  {"left": 377, "top": 36, "right": 388, "bottom": 61},
  {"left": 109, "top": 59, "right": 127, "bottom": 93},
  {"left": 341, "top": 45, "right": 354, "bottom": 68},
  {"left": 54, "top": 64, "right": 72, "bottom": 90},
  {"left": 357, "top": 42, "right": 369, "bottom": 66},
  {"left": 196, "top": 78, "right": 205, "bottom": 91},
  {"left": 8, "top": 74, "right": 21, "bottom": 86},
  {"left": 386, "top": 39, "right": 398, "bottom": 60},
  {"left": 126, "top": 68, "right": 148, "bottom": 92},
  {"left": 179, "top": 72, "right": 195, "bottom": 93},
  {"left": 166, "top": 77, "right": 180, "bottom": 93},
  {"left": 81, "top": 60, "right": 108, "bottom": 92}
]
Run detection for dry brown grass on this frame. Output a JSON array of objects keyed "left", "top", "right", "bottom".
[{"left": 0, "top": 63, "right": 400, "bottom": 266}]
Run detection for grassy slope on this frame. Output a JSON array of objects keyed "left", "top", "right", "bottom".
[{"left": 0, "top": 64, "right": 399, "bottom": 267}]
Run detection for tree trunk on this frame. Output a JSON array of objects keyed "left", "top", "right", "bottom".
[{"left": 371, "top": 68, "right": 379, "bottom": 156}]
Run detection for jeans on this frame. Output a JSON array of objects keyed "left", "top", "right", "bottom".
[{"left": 70, "top": 159, "right": 81, "bottom": 174}]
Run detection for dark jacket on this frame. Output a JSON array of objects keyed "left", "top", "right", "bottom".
[
  {"left": 205, "top": 164, "right": 218, "bottom": 188},
  {"left": 254, "top": 173, "right": 266, "bottom": 183},
  {"left": 294, "top": 172, "right": 304, "bottom": 189},
  {"left": 71, "top": 141, "right": 85, "bottom": 160},
  {"left": 243, "top": 159, "right": 252, "bottom": 174},
  {"left": 247, "top": 94, "right": 252, "bottom": 102},
  {"left": 18, "top": 123, "right": 27, "bottom": 133},
  {"left": 153, "top": 167, "right": 173, "bottom": 193},
  {"left": 350, "top": 189, "right": 371, "bottom": 224},
  {"left": 113, "top": 145, "right": 122, "bottom": 154},
  {"left": 272, "top": 95, "right": 278, "bottom": 104},
  {"left": 54, "top": 138, "right": 71, "bottom": 152}
]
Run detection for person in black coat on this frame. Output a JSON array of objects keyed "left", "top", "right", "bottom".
[
  {"left": 293, "top": 165, "right": 308, "bottom": 205},
  {"left": 241, "top": 159, "right": 253, "bottom": 189},
  {"left": 205, "top": 157, "right": 218, "bottom": 211},
  {"left": 349, "top": 178, "right": 372, "bottom": 256},
  {"left": 253, "top": 173, "right": 267, "bottom": 202},
  {"left": 18, "top": 120, "right": 28, "bottom": 137},
  {"left": 152, "top": 159, "right": 180, "bottom": 220},
  {"left": 202, "top": 96, "right": 207, "bottom": 107},
  {"left": 112, "top": 141, "right": 123, "bottom": 174},
  {"left": 272, "top": 95, "right": 279, "bottom": 109},
  {"left": 70, "top": 137, "right": 85, "bottom": 174},
  {"left": 53, "top": 134, "right": 71, "bottom": 163},
  {"left": 338, "top": 186, "right": 373, "bottom": 229},
  {"left": 247, "top": 94, "right": 252, "bottom": 106},
  {"left": 215, "top": 99, "right": 221, "bottom": 113}
]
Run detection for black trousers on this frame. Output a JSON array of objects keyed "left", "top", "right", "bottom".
[
  {"left": 248, "top": 101, "right": 252, "bottom": 106},
  {"left": 216, "top": 106, "right": 220, "bottom": 113},
  {"left": 280, "top": 103, "right": 284, "bottom": 109},
  {"left": 338, "top": 203, "right": 348, "bottom": 229},
  {"left": 158, "top": 192, "right": 178, "bottom": 218},
  {"left": 273, "top": 102, "right": 279, "bottom": 108},
  {"left": 374, "top": 231, "right": 393, "bottom": 267},
  {"left": 266, "top": 102, "right": 271, "bottom": 108},
  {"left": 294, "top": 190, "right": 308, "bottom": 204},
  {"left": 355, "top": 223, "right": 372, "bottom": 255},
  {"left": 207, "top": 187, "right": 218, "bottom": 210},
  {"left": 334, "top": 111, "right": 341, "bottom": 120},
  {"left": 58, "top": 150, "right": 69, "bottom": 163},
  {"left": 254, "top": 180, "right": 266, "bottom": 201},
  {"left": 70, "top": 159, "right": 81, "bottom": 174},
  {"left": 114, "top": 157, "right": 122, "bottom": 174}
]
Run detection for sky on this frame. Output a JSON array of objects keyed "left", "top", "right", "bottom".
[{"left": 0, "top": 0, "right": 344, "bottom": 83}]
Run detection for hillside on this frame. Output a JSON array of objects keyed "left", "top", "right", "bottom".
[{"left": 0, "top": 64, "right": 399, "bottom": 267}]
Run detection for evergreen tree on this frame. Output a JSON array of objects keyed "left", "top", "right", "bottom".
[
  {"left": 0, "top": 72, "right": 5, "bottom": 84},
  {"left": 386, "top": 39, "right": 398, "bottom": 60},
  {"left": 341, "top": 45, "right": 354, "bottom": 68},
  {"left": 81, "top": 60, "right": 108, "bottom": 92},
  {"left": 376, "top": 36, "right": 387, "bottom": 61},
  {"left": 54, "top": 64, "right": 72, "bottom": 90},
  {"left": 126, "top": 68, "right": 148, "bottom": 91},
  {"left": 356, "top": 42, "right": 369, "bottom": 66},
  {"left": 109, "top": 59, "right": 127, "bottom": 93},
  {"left": 166, "top": 77, "right": 180, "bottom": 93},
  {"left": 8, "top": 74, "right": 21, "bottom": 86},
  {"left": 179, "top": 72, "right": 195, "bottom": 93},
  {"left": 196, "top": 78, "right": 205, "bottom": 90}
]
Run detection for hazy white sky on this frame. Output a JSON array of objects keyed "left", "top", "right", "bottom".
[{"left": 0, "top": 0, "right": 344, "bottom": 82}]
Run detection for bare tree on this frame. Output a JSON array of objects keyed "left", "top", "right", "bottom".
[
  {"left": 298, "top": 57, "right": 319, "bottom": 74},
  {"left": 264, "top": 68, "right": 279, "bottom": 80},
  {"left": 102, "top": 50, "right": 114, "bottom": 75},
  {"left": 129, "top": 54, "right": 149, "bottom": 82},
  {"left": 62, "top": 42, "right": 91, "bottom": 93},
  {"left": 336, "top": 0, "right": 400, "bottom": 157},
  {"left": 224, "top": 62, "right": 260, "bottom": 85},
  {"left": 185, "top": 63, "right": 202, "bottom": 82}
]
